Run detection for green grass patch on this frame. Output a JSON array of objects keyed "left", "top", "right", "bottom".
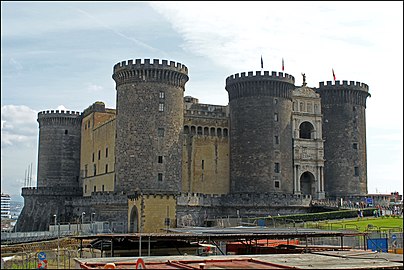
[{"left": 306, "top": 216, "right": 403, "bottom": 232}]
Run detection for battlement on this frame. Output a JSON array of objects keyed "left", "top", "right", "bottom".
[
  {"left": 112, "top": 59, "right": 189, "bottom": 88},
  {"left": 226, "top": 71, "right": 295, "bottom": 85},
  {"left": 22, "top": 187, "right": 82, "bottom": 197},
  {"left": 318, "top": 80, "right": 369, "bottom": 92},
  {"left": 113, "top": 58, "right": 188, "bottom": 74},
  {"left": 176, "top": 192, "right": 312, "bottom": 207},
  {"left": 38, "top": 110, "right": 82, "bottom": 117},
  {"left": 37, "top": 109, "right": 82, "bottom": 127}
]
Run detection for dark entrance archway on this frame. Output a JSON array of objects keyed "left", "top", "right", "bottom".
[
  {"left": 299, "top": 121, "right": 314, "bottom": 139},
  {"left": 129, "top": 206, "right": 139, "bottom": 233},
  {"left": 300, "top": 171, "right": 315, "bottom": 196}
]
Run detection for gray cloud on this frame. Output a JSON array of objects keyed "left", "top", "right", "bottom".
[{"left": 1, "top": 105, "right": 38, "bottom": 147}]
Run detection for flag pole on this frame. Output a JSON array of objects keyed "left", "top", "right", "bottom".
[
  {"left": 332, "top": 68, "right": 336, "bottom": 82},
  {"left": 282, "top": 58, "right": 284, "bottom": 72},
  {"left": 261, "top": 55, "right": 263, "bottom": 71}
]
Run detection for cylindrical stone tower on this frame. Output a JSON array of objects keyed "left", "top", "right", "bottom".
[
  {"left": 225, "top": 71, "right": 295, "bottom": 194},
  {"left": 36, "top": 110, "right": 82, "bottom": 188},
  {"left": 316, "top": 80, "right": 370, "bottom": 199},
  {"left": 112, "top": 59, "right": 189, "bottom": 194}
]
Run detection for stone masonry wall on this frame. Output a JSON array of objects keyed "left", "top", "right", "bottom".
[{"left": 317, "top": 81, "right": 370, "bottom": 198}]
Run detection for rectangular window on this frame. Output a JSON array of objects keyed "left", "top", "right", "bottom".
[
  {"left": 274, "top": 136, "right": 279, "bottom": 144},
  {"left": 159, "top": 103, "right": 164, "bottom": 112},
  {"left": 352, "top": 143, "right": 358, "bottom": 149},
  {"left": 274, "top": 180, "right": 280, "bottom": 188},
  {"left": 159, "top": 91, "right": 165, "bottom": 99},
  {"left": 92, "top": 153, "right": 94, "bottom": 162},
  {"left": 274, "top": 163, "right": 280, "bottom": 173},
  {"left": 98, "top": 150, "right": 101, "bottom": 160},
  {"left": 106, "top": 147, "right": 108, "bottom": 158},
  {"left": 85, "top": 185, "right": 87, "bottom": 193},
  {"left": 158, "top": 173, "right": 163, "bottom": 182},
  {"left": 274, "top": 113, "right": 278, "bottom": 122},
  {"left": 93, "top": 186, "right": 96, "bottom": 192},
  {"left": 93, "top": 164, "right": 96, "bottom": 176},
  {"left": 102, "top": 185, "right": 105, "bottom": 192},
  {"left": 307, "top": 103, "right": 312, "bottom": 112},
  {"left": 201, "top": 160, "right": 205, "bottom": 170},
  {"left": 158, "top": 128, "right": 165, "bottom": 137},
  {"left": 158, "top": 156, "right": 163, "bottom": 163},
  {"left": 300, "top": 102, "right": 304, "bottom": 112},
  {"left": 105, "top": 164, "right": 108, "bottom": 173},
  {"left": 354, "top": 166, "right": 359, "bottom": 176},
  {"left": 84, "top": 165, "right": 88, "bottom": 177}
]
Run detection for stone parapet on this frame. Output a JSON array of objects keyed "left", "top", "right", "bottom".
[{"left": 112, "top": 59, "right": 188, "bottom": 88}]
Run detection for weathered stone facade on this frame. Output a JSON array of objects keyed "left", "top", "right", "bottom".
[
  {"left": 112, "top": 59, "right": 189, "bottom": 194},
  {"left": 16, "top": 59, "right": 370, "bottom": 233},
  {"left": 36, "top": 110, "right": 82, "bottom": 188},
  {"left": 316, "top": 81, "right": 370, "bottom": 198},
  {"left": 225, "top": 71, "right": 295, "bottom": 194}
]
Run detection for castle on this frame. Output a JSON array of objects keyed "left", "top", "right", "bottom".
[{"left": 16, "top": 58, "right": 371, "bottom": 232}]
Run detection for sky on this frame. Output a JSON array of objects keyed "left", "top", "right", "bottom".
[{"left": 1, "top": 1, "right": 403, "bottom": 202}]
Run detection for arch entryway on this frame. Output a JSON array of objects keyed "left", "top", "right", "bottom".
[
  {"left": 129, "top": 206, "right": 139, "bottom": 233},
  {"left": 299, "top": 121, "right": 314, "bottom": 139},
  {"left": 300, "top": 171, "right": 315, "bottom": 196}
]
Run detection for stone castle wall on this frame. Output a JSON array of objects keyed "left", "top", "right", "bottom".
[
  {"left": 36, "top": 110, "right": 82, "bottom": 188},
  {"left": 317, "top": 80, "right": 370, "bottom": 198},
  {"left": 226, "top": 71, "right": 295, "bottom": 194},
  {"left": 176, "top": 192, "right": 311, "bottom": 227},
  {"left": 17, "top": 187, "right": 82, "bottom": 232},
  {"left": 113, "top": 59, "right": 189, "bottom": 194}
]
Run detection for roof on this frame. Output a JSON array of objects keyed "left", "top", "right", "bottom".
[
  {"left": 76, "top": 251, "right": 404, "bottom": 269},
  {"left": 72, "top": 226, "right": 367, "bottom": 242}
]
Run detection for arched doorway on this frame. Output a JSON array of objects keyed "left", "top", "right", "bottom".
[
  {"left": 129, "top": 206, "right": 139, "bottom": 233},
  {"left": 300, "top": 171, "right": 315, "bottom": 196},
  {"left": 299, "top": 122, "right": 314, "bottom": 139}
]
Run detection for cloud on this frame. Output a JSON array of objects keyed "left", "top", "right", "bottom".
[
  {"left": 1, "top": 105, "right": 38, "bottom": 147},
  {"left": 86, "top": 83, "right": 104, "bottom": 92}
]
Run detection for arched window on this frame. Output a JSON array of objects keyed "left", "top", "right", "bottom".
[
  {"left": 191, "top": 126, "right": 196, "bottom": 135},
  {"left": 184, "top": 125, "right": 189, "bottom": 134},
  {"left": 129, "top": 206, "right": 139, "bottom": 233},
  {"left": 204, "top": 127, "right": 209, "bottom": 135},
  {"left": 299, "top": 121, "right": 314, "bottom": 139},
  {"left": 210, "top": 127, "right": 215, "bottom": 136},
  {"left": 197, "top": 126, "right": 203, "bottom": 135},
  {"left": 223, "top": 128, "right": 228, "bottom": 137},
  {"left": 217, "top": 128, "right": 222, "bottom": 137}
]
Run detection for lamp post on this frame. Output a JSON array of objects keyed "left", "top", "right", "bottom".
[
  {"left": 54, "top": 214, "right": 59, "bottom": 269},
  {"left": 81, "top": 212, "right": 86, "bottom": 234},
  {"left": 91, "top": 213, "right": 96, "bottom": 234}
]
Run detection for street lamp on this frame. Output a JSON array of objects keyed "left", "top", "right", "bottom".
[
  {"left": 54, "top": 214, "right": 59, "bottom": 269},
  {"left": 81, "top": 212, "right": 86, "bottom": 234},
  {"left": 90, "top": 213, "right": 96, "bottom": 234}
]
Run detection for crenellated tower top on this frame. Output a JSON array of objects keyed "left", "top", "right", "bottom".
[
  {"left": 37, "top": 110, "right": 82, "bottom": 127},
  {"left": 226, "top": 71, "right": 295, "bottom": 86},
  {"left": 318, "top": 80, "right": 369, "bottom": 92},
  {"left": 112, "top": 59, "right": 189, "bottom": 88},
  {"left": 226, "top": 71, "right": 295, "bottom": 101},
  {"left": 316, "top": 80, "right": 370, "bottom": 107}
]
